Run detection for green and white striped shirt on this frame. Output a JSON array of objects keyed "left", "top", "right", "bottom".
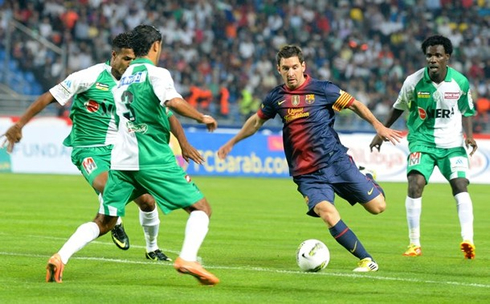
[
  {"left": 111, "top": 58, "right": 182, "bottom": 170},
  {"left": 393, "top": 66, "right": 475, "bottom": 150},
  {"left": 50, "top": 62, "right": 118, "bottom": 147}
]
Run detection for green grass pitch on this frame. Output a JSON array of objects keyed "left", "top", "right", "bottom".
[{"left": 0, "top": 173, "right": 488, "bottom": 303}]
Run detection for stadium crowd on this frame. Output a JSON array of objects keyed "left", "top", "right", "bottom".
[{"left": 1, "top": 0, "right": 490, "bottom": 130}]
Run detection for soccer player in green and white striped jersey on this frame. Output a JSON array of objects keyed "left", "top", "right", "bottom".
[
  {"left": 370, "top": 35, "right": 478, "bottom": 259},
  {"left": 43, "top": 25, "right": 219, "bottom": 285},
  {"left": 3, "top": 34, "right": 204, "bottom": 281}
]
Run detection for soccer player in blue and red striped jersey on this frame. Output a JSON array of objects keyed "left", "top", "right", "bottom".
[{"left": 218, "top": 44, "right": 402, "bottom": 272}]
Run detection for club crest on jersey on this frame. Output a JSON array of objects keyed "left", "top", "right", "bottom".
[
  {"left": 82, "top": 157, "right": 97, "bottom": 174},
  {"left": 408, "top": 152, "right": 421, "bottom": 166},
  {"left": 84, "top": 100, "right": 99, "bottom": 113},
  {"left": 95, "top": 82, "right": 110, "bottom": 91},
  {"left": 418, "top": 107, "right": 427, "bottom": 120},
  {"left": 305, "top": 94, "right": 315, "bottom": 104},
  {"left": 185, "top": 174, "right": 192, "bottom": 183},
  {"left": 292, "top": 95, "right": 300, "bottom": 106}
]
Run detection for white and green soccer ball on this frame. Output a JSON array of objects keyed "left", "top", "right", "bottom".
[{"left": 296, "top": 239, "right": 330, "bottom": 272}]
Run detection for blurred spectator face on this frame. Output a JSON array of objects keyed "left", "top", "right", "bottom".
[
  {"left": 277, "top": 56, "right": 306, "bottom": 90},
  {"left": 425, "top": 45, "right": 449, "bottom": 82},
  {"left": 111, "top": 48, "right": 135, "bottom": 80}
]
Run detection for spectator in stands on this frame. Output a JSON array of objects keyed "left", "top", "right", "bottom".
[
  {"left": 238, "top": 86, "right": 259, "bottom": 122},
  {"left": 2, "top": 0, "right": 490, "bottom": 131}
]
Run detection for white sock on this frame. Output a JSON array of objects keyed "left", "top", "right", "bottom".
[
  {"left": 405, "top": 196, "right": 422, "bottom": 246},
  {"left": 139, "top": 208, "right": 160, "bottom": 252},
  {"left": 455, "top": 192, "right": 474, "bottom": 243},
  {"left": 179, "top": 211, "right": 209, "bottom": 262},
  {"left": 58, "top": 222, "right": 100, "bottom": 265}
]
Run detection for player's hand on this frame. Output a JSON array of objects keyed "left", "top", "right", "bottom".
[
  {"left": 200, "top": 115, "right": 217, "bottom": 132},
  {"left": 465, "top": 137, "right": 478, "bottom": 156},
  {"left": 1, "top": 124, "right": 23, "bottom": 153},
  {"left": 369, "top": 134, "right": 384, "bottom": 152},
  {"left": 180, "top": 142, "right": 205, "bottom": 164},
  {"left": 374, "top": 127, "right": 402, "bottom": 150},
  {"left": 217, "top": 142, "right": 233, "bottom": 159}
]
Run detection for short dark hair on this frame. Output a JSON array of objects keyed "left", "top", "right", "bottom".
[
  {"left": 129, "top": 25, "right": 162, "bottom": 57},
  {"left": 276, "top": 45, "right": 304, "bottom": 66},
  {"left": 421, "top": 35, "right": 453, "bottom": 55},
  {"left": 112, "top": 32, "right": 132, "bottom": 53}
]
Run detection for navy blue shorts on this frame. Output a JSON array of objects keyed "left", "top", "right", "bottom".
[{"left": 293, "top": 153, "right": 383, "bottom": 217}]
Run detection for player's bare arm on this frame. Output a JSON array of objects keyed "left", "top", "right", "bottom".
[
  {"left": 462, "top": 116, "right": 478, "bottom": 156},
  {"left": 348, "top": 99, "right": 402, "bottom": 146},
  {"left": 217, "top": 113, "right": 266, "bottom": 159},
  {"left": 165, "top": 97, "right": 217, "bottom": 132},
  {"left": 1, "top": 91, "right": 56, "bottom": 153},
  {"left": 168, "top": 115, "right": 204, "bottom": 164}
]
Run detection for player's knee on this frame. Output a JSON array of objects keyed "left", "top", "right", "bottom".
[
  {"left": 134, "top": 194, "right": 156, "bottom": 212},
  {"left": 364, "top": 195, "right": 386, "bottom": 215},
  {"left": 314, "top": 201, "right": 340, "bottom": 226},
  {"left": 185, "top": 198, "right": 212, "bottom": 217}
]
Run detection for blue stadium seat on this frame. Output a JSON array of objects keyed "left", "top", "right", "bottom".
[
  {"left": 24, "top": 72, "right": 35, "bottom": 83},
  {"left": 8, "top": 60, "right": 18, "bottom": 71},
  {"left": 1, "top": 58, "right": 43, "bottom": 95},
  {"left": 32, "top": 83, "right": 43, "bottom": 95}
]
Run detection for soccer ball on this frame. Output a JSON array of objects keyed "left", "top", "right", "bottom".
[{"left": 296, "top": 239, "right": 330, "bottom": 272}]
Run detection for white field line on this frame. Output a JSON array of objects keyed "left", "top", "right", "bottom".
[{"left": 0, "top": 249, "right": 489, "bottom": 289}]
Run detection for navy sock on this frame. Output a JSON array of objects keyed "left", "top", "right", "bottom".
[{"left": 329, "top": 219, "right": 372, "bottom": 260}]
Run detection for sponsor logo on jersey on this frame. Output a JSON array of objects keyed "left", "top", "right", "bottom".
[
  {"left": 408, "top": 152, "right": 421, "bottom": 166},
  {"left": 285, "top": 108, "right": 309, "bottom": 122},
  {"left": 418, "top": 107, "right": 427, "bottom": 120},
  {"left": 292, "top": 95, "right": 300, "bottom": 106},
  {"left": 305, "top": 94, "right": 315, "bottom": 104},
  {"left": 417, "top": 92, "right": 431, "bottom": 99},
  {"left": 444, "top": 92, "right": 460, "bottom": 99},
  {"left": 82, "top": 157, "right": 97, "bottom": 175},
  {"left": 95, "top": 82, "right": 110, "bottom": 91},
  {"left": 84, "top": 100, "right": 99, "bottom": 112},
  {"left": 119, "top": 71, "right": 147, "bottom": 87},
  {"left": 432, "top": 107, "right": 454, "bottom": 118},
  {"left": 126, "top": 121, "right": 148, "bottom": 133}
]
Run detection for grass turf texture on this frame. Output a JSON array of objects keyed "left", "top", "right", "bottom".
[{"left": 0, "top": 173, "right": 488, "bottom": 303}]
